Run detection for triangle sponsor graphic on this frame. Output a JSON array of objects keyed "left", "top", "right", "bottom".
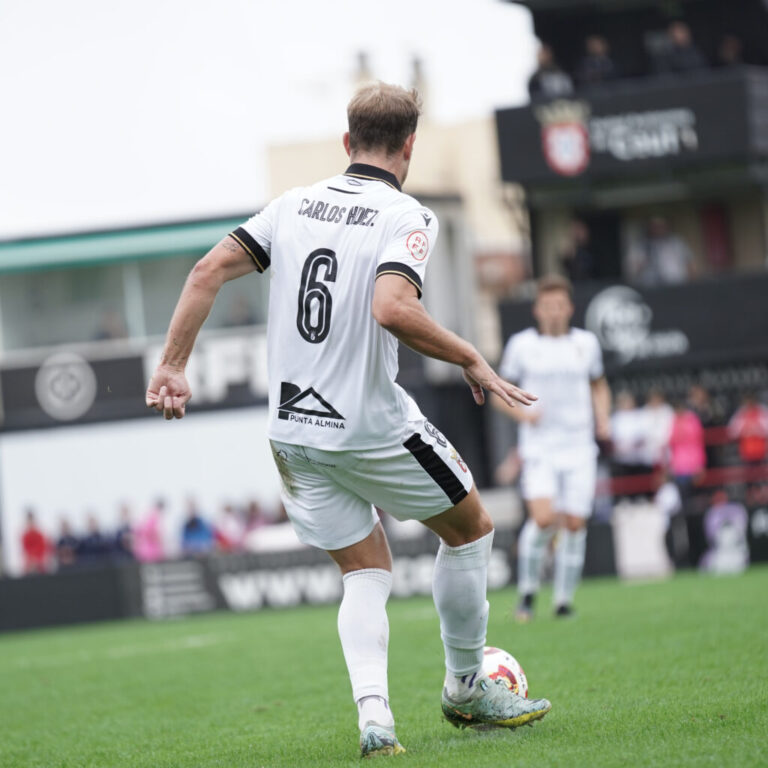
[
  {"left": 278, "top": 381, "right": 345, "bottom": 422},
  {"left": 421, "top": 212, "right": 432, "bottom": 226}
]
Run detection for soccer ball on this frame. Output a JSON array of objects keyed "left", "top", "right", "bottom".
[{"left": 482, "top": 646, "right": 528, "bottom": 697}]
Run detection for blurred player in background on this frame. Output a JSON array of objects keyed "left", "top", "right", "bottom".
[
  {"left": 146, "top": 82, "right": 551, "bottom": 757},
  {"left": 494, "top": 275, "right": 611, "bottom": 620}
]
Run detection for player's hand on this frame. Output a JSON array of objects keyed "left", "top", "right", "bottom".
[
  {"left": 595, "top": 418, "right": 611, "bottom": 442},
  {"left": 462, "top": 359, "right": 537, "bottom": 409},
  {"left": 145, "top": 364, "right": 192, "bottom": 420}
]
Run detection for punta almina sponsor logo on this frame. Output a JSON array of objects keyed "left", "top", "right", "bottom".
[
  {"left": 585, "top": 286, "right": 689, "bottom": 363},
  {"left": 535, "top": 99, "right": 700, "bottom": 177},
  {"left": 277, "top": 381, "right": 345, "bottom": 429}
]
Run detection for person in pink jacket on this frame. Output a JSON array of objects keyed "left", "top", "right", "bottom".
[
  {"left": 133, "top": 499, "right": 166, "bottom": 562},
  {"left": 667, "top": 402, "right": 706, "bottom": 496}
]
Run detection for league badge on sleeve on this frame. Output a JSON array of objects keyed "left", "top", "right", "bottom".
[{"left": 406, "top": 230, "right": 429, "bottom": 261}]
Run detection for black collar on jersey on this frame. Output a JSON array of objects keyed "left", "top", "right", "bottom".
[{"left": 344, "top": 163, "right": 401, "bottom": 192}]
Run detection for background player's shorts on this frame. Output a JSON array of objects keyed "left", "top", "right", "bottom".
[
  {"left": 521, "top": 451, "right": 597, "bottom": 518},
  {"left": 269, "top": 418, "right": 474, "bottom": 551}
]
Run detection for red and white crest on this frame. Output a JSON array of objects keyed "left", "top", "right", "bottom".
[
  {"left": 541, "top": 122, "right": 590, "bottom": 177},
  {"left": 406, "top": 231, "right": 429, "bottom": 261}
]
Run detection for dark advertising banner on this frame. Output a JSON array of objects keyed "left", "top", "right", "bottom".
[
  {"left": 0, "top": 525, "right": 623, "bottom": 631},
  {"left": 499, "top": 273, "right": 768, "bottom": 374},
  {"left": 496, "top": 68, "right": 768, "bottom": 185},
  {"left": 0, "top": 334, "right": 270, "bottom": 432},
  {"left": 0, "top": 353, "right": 148, "bottom": 431}
]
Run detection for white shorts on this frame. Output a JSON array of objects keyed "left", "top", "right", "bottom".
[
  {"left": 521, "top": 452, "right": 597, "bottom": 518},
  {"left": 269, "top": 419, "right": 474, "bottom": 551}
]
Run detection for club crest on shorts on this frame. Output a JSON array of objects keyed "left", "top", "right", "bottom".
[{"left": 450, "top": 448, "right": 468, "bottom": 473}]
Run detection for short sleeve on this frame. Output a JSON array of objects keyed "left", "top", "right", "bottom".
[
  {"left": 375, "top": 205, "right": 438, "bottom": 299},
  {"left": 587, "top": 331, "right": 604, "bottom": 380},
  {"left": 499, "top": 334, "right": 522, "bottom": 382},
  {"left": 228, "top": 196, "right": 283, "bottom": 273}
]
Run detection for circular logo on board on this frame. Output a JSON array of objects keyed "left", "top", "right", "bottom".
[
  {"left": 35, "top": 352, "right": 98, "bottom": 421},
  {"left": 406, "top": 231, "right": 429, "bottom": 261}
]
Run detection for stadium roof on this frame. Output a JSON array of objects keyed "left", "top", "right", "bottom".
[{"left": 0, "top": 214, "right": 251, "bottom": 274}]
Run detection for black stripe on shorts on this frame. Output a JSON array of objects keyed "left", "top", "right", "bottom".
[{"left": 403, "top": 433, "right": 468, "bottom": 506}]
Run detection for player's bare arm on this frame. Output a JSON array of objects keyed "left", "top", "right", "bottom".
[
  {"left": 145, "top": 236, "right": 255, "bottom": 420},
  {"left": 590, "top": 376, "right": 612, "bottom": 440},
  {"left": 372, "top": 274, "right": 536, "bottom": 409}
]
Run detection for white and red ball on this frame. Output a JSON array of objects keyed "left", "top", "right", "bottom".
[{"left": 482, "top": 646, "right": 528, "bottom": 698}]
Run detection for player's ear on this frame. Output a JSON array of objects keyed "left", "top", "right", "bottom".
[
  {"left": 343, "top": 132, "right": 351, "bottom": 157},
  {"left": 403, "top": 133, "right": 416, "bottom": 161}
]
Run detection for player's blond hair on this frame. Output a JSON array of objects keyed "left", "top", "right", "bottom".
[{"left": 347, "top": 82, "right": 422, "bottom": 156}]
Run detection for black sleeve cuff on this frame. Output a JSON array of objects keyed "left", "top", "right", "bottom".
[
  {"left": 228, "top": 227, "right": 271, "bottom": 272},
  {"left": 375, "top": 262, "right": 423, "bottom": 299}
]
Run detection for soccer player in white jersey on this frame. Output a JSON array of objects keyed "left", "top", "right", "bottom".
[
  {"left": 145, "top": 83, "right": 551, "bottom": 757},
  {"left": 495, "top": 275, "right": 611, "bottom": 621}
]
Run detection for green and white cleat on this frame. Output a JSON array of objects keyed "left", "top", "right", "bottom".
[
  {"left": 359, "top": 721, "right": 406, "bottom": 758},
  {"left": 441, "top": 677, "right": 551, "bottom": 730}
]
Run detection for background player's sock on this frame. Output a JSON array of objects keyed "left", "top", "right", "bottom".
[
  {"left": 432, "top": 530, "right": 494, "bottom": 700},
  {"left": 553, "top": 527, "right": 587, "bottom": 608},
  {"left": 517, "top": 518, "right": 555, "bottom": 597},
  {"left": 337, "top": 568, "right": 393, "bottom": 727}
]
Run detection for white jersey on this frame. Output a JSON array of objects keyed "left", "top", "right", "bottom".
[
  {"left": 230, "top": 163, "right": 437, "bottom": 450},
  {"left": 500, "top": 327, "right": 603, "bottom": 463}
]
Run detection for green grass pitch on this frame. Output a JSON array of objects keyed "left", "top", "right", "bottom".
[{"left": 1, "top": 567, "right": 766, "bottom": 768}]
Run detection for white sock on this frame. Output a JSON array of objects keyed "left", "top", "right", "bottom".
[
  {"left": 432, "top": 530, "right": 494, "bottom": 700},
  {"left": 337, "top": 568, "right": 394, "bottom": 729},
  {"left": 517, "top": 518, "right": 555, "bottom": 596},
  {"left": 357, "top": 695, "right": 393, "bottom": 730},
  {"left": 553, "top": 528, "right": 587, "bottom": 607}
]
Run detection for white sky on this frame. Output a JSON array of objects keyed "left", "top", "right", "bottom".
[{"left": 0, "top": 0, "right": 535, "bottom": 239}]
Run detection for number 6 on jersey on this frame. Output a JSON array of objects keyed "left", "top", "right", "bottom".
[{"left": 296, "top": 248, "right": 338, "bottom": 343}]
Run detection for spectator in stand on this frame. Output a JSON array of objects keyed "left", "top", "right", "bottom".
[
  {"left": 134, "top": 498, "right": 166, "bottom": 562},
  {"left": 625, "top": 217, "right": 695, "bottom": 286},
  {"left": 687, "top": 384, "right": 726, "bottom": 468},
  {"left": 654, "top": 471, "right": 686, "bottom": 569},
  {"left": 700, "top": 490, "right": 749, "bottom": 574},
  {"left": 559, "top": 219, "right": 597, "bottom": 282},
  {"left": 181, "top": 498, "right": 215, "bottom": 556},
  {"left": 528, "top": 43, "right": 574, "bottom": 100},
  {"left": 21, "top": 509, "right": 50, "bottom": 574},
  {"left": 667, "top": 400, "right": 706, "bottom": 499},
  {"left": 77, "top": 514, "right": 111, "bottom": 563},
  {"left": 576, "top": 35, "right": 618, "bottom": 87},
  {"left": 728, "top": 393, "right": 768, "bottom": 465},
  {"left": 215, "top": 503, "right": 245, "bottom": 552},
  {"left": 610, "top": 391, "right": 651, "bottom": 479},
  {"left": 93, "top": 309, "right": 128, "bottom": 341},
  {"left": 717, "top": 35, "right": 745, "bottom": 68},
  {"left": 244, "top": 499, "right": 268, "bottom": 533},
  {"left": 56, "top": 517, "right": 79, "bottom": 569},
  {"left": 643, "top": 389, "right": 675, "bottom": 468},
  {"left": 113, "top": 504, "right": 134, "bottom": 560},
  {"left": 653, "top": 21, "right": 707, "bottom": 74}
]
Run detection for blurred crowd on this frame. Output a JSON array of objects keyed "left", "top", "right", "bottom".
[
  {"left": 560, "top": 215, "right": 696, "bottom": 286},
  {"left": 610, "top": 387, "right": 768, "bottom": 487},
  {"left": 529, "top": 23, "right": 756, "bottom": 100},
  {"left": 16, "top": 496, "right": 288, "bottom": 576}
]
